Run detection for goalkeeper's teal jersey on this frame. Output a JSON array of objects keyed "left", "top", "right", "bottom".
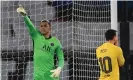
[{"left": 24, "top": 16, "right": 64, "bottom": 74}]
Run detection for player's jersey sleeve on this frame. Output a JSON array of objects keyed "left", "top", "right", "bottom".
[
  {"left": 96, "top": 48, "right": 100, "bottom": 59},
  {"left": 24, "top": 15, "right": 40, "bottom": 39},
  {"left": 55, "top": 40, "right": 64, "bottom": 69},
  {"left": 117, "top": 47, "right": 125, "bottom": 66}
]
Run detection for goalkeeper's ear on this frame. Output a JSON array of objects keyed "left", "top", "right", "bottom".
[{"left": 17, "top": 4, "right": 27, "bottom": 16}]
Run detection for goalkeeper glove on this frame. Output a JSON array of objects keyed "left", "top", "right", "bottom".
[
  {"left": 17, "top": 4, "right": 27, "bottom": 16},
  {"left": 50, "top": 67, "right": 61, "bottom": 78}
]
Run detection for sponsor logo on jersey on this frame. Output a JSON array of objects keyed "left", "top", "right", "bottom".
[{"left": 41, "top": 44, "right": 51, "bottom": 52}]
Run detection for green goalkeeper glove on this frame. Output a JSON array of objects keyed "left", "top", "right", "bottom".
[
  {"left": 17, "top": 4, "right": 27, "bottom": 16},
  {"left": 50, "top": 67, "right": 61, "bottom": 78}
]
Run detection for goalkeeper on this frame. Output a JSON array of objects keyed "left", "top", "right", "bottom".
[{"left": 17, "top": 5, "right": 64, "bottom": 80}]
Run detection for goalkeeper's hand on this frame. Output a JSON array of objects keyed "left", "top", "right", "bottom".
[
  {"left": 17, "top": 4, "right": 27, "bottom": 16},
  {"left": 50, "top": 67, "right": 61, "bottom": 78}
]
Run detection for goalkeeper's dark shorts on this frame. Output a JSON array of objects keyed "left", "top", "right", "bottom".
[{"left": 34, "top": 71, "right": 59, "bottom": 80}]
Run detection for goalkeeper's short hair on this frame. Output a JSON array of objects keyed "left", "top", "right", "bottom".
[{"left": 41, "top": 20, "right": 51, "bottom": 27}]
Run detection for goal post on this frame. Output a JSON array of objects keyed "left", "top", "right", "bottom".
[{"left": 111, "top": 0, "right": 118, "bottom": 30}]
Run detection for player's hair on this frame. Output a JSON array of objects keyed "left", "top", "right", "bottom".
[
  {"left": 41, "top": 20, "right": 51, "bottom": 27},
  {"left": 105, "top": 29, "right": 117, "bottom": 41}
]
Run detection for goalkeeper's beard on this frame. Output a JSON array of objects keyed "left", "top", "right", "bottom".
[{"left": 40, "top": 31, "right": 51, "bottom": 38}]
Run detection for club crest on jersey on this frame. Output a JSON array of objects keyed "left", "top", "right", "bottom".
[{"left": 50, "top": 43, "right": 54, "bottom": 46}]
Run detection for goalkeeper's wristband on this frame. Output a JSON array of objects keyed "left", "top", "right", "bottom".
[
  {"left": 57, "top": 67, "right": 62, "bottom": 70},
  {"left": 20, "top": 12, "right": 27, "bottom": 16}
]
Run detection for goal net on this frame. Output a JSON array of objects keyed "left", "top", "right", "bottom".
[{"left": 1, "top": 1, "right": 114, "bottom": 80}]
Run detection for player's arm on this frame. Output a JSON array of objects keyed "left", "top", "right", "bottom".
[
  {"left": 55, "top": 42, "right": 64, "bottom": 69},
  {"left": 17, "top": 5, "right": 39, "bottom": 39},
  {"left": 50, "top": 40, "right": 64, "bottom": 78},
  {"left": 117, "top": 47, "right": 125, "bottom": 66}
]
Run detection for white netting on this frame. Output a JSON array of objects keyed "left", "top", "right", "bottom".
[
  {"left": 1, "top": 1, "right": 111, "bottom": 80},
  {"left": 72, "top": 1, "right": 111, "bottom": 80}
]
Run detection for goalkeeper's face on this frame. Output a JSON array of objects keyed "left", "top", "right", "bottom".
[{"left": 40, "top": 22, "right": 51, "bottom": 35}]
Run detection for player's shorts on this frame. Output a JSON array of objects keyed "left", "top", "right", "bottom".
[{"left": 34, "top": 70, "right": 59, "bottom": 80}]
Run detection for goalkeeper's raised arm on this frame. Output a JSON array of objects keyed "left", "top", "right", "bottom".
[
  {"left": 17, "top": 5, "right": 39, "bottom": 39},
  {"left": 17, "top": 5, "right": 64, "bottom": 80}
]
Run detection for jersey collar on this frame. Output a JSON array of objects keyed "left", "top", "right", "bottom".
[{"left": 45, "top": 35, "right": 52, "bottom": 39}]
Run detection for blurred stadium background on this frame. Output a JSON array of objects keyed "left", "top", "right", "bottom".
[{"left": 1, "top": 1, "right": 133, "bottom": 80}]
